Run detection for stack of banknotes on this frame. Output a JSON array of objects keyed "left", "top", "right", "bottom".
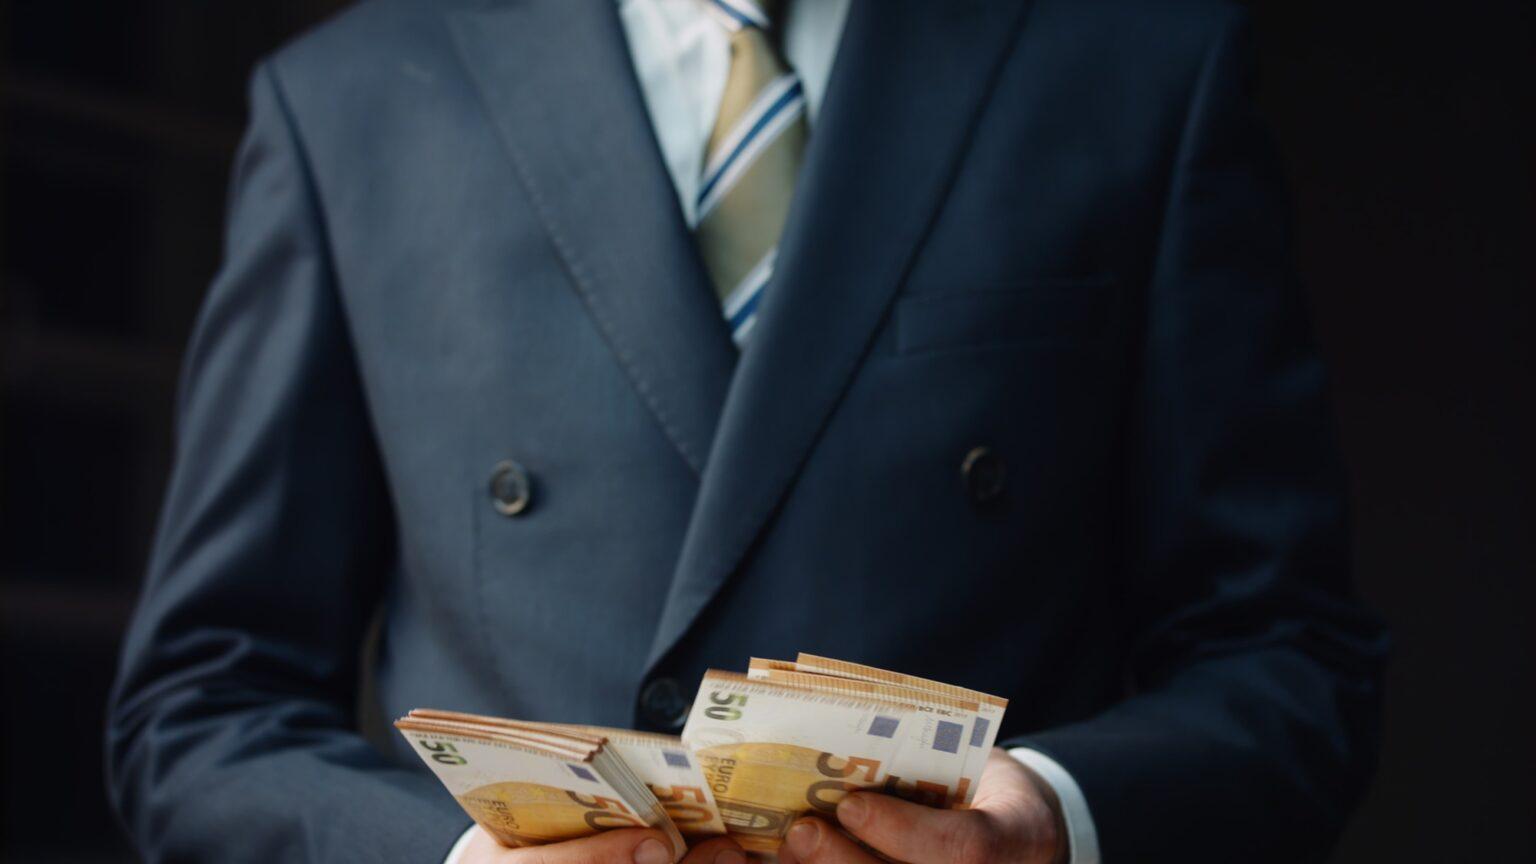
[{"left": 397, "top": 654, "right": 1007, "bottom": 859}]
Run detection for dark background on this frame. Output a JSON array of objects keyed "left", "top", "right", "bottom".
[{"left": 2, "top": 1, "right": 1530, "bottom": 861}]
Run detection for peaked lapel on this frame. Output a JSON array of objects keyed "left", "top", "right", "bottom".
[
  {"left": 446, "top": 0, "right": 737, "bottom": 476},
  {"left": 646, "top": 0, "right": 1036, "bottom": 669}
]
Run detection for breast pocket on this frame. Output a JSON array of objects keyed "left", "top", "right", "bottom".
[{"left": 892, "top": 276, "right": 1123, "bottom": 355}]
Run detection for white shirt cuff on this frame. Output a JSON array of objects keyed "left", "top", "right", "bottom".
[
  {"left": 443, "top": 824, "right": 477, "bottom": 864},
  {"left": 1008, "top": 747, "right": 1101, "bottom": 864}
]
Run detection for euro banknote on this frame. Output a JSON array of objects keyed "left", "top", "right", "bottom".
[
  {"left": 395, "top": 717, "right": 685, "bottom": 858},
  {"left": 401, "top": 655, "right": 1005, "bottom": 859},
  {"left": 681, "top": 666, "right": 1003, "bottom": 856}
]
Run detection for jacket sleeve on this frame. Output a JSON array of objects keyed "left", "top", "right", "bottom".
[
  {"left": 1006, "top": 11, "right": 1388, "bottom": 862},
  {"left": 106, "top": 61, "right": 470, "bottom": 862}
]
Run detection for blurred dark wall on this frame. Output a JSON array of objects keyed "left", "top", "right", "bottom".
[
  {"left": 1, "top": 3, "right": 352, "bottom": 859},
  {"left": 1251, "top": 3, "right": 1535, "bottom": 860},
  {"left": 1, "top": 1, "right": 1530, "bottom": 861}
]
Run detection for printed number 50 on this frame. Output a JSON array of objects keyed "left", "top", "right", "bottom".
[
  {"left": 705, "top": 691, "right": 747, "bottom": 721},
  {"left": 420, "top": 740, "right": 468, "bottom": 766}
]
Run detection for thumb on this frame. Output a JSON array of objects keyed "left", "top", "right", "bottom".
[{"left": 835, "top": 793, "right": 998, "bottom": 864}]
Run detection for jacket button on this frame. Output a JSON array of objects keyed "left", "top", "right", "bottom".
[
  {"left": 638, "top": 677, "right": 690, "bottom": 732},
  {"left": 489, "top": 460, "right": 533, "bottom": 516},
  {"left": 961, "top": 446, "right": 1006, "bottom": 506}
]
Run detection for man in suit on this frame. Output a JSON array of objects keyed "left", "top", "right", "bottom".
[{"left": 107, "top": 0, "right": 1387, "bottom": 862}]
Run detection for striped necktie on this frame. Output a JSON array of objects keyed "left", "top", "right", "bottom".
[{"left": 695, "top": 0, "right": 809, "bottom": 346}]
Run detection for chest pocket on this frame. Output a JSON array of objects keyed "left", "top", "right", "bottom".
[{"left": 892, "top": 276, "right": 1122, "bottom": 355}]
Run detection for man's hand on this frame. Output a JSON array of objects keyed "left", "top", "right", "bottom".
[
  {"left": 779, "top": 749, "right": 1066, "bottom": 864},
  {"left": 458, "top": 826, "right": 746, "bottom": 864}
]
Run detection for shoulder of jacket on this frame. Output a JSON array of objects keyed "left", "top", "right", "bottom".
[
  {"left": 1033, "top": 0, "right": 1246, "bottom": 49},
  {"left": 1025, "top": 0, "right": 1248, "bottom": 89},
  {"left": 260, "top": 0, "right": 452, "bottom": 88},
  {"left": 1062, "top": 0, "right": 1245, "bottom": 29}
]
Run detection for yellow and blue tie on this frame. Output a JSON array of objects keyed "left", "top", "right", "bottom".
[{"left": 695, "top": 0, "right": 808, "bottom": 346}]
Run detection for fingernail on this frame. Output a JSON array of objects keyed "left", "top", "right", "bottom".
[
  {"left": 713, "top": 848, "right": 746, "bottom": 864},
  {"left": 837, "top": 794, "right": 868, "bottom": 829},
  {"left": 634, "top": 838, "right": 671, "bottom": 864},
  {"left": 787, "top": 821, "right": 819, "bottom": 859}
]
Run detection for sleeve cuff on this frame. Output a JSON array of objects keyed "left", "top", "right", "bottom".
[
  {"left": 1008, "top": 747, "right": 1101, "bottom": 864},
  {"left": 443, "top": 824, "right": 478, "bottom": 864}
]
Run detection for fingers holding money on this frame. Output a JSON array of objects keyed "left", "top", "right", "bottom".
[
  {"left": 779, "top": 817, "right": 882, "bottom": 864},
  {"left": 461, "top": 826, "right": 744, "bottom": 864},
  {"left": 831, "top": 793, "right": 1001, "bottom": 864},
  {"left": 819, "top": 749, "right": 1065, "bottom": 864},
  {"left": 470, "top": 827, "right": 677, "bottom": 864},
  {"left": 677, "top": 834, "right": 747, "bottom": 864}
]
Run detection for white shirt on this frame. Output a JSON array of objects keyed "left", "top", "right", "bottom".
[
  {"left": 447, "top": 2, "right": 1100, "bottom": 861},
  {"left": 620, "top": 0, "right": 850, "bottom": 226}
]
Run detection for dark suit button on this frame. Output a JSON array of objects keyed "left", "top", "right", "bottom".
[
  {"left": 489, "top": 460, "right": 532, "bottom": 516},
  {"left": 639, "top": 677, "right": 690, "bottom": 731},
  {"left": 961, "top": 446, "right": 1006, "bottom": 506}
]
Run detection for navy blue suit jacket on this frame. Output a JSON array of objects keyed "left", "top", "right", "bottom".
[{"left": 108, "top": 0, "right": 1387, "bottom": 860}]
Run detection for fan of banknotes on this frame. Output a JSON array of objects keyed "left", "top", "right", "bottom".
[{"left": 396, "top": 654, "right": 1007, "bottom": 860}]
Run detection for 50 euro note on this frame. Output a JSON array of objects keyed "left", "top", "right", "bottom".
[
  {"left": 407, "top": 711, "right": 727, "bottom": 839},
  {"left": 779, "top": 655, "right": 1008, "bottom": 806},
  {"left": 680, "top": 670, "right": 980, "bottom": 857},
  {"left": 743, "top": 663, "right": 992, "bottom": 808},
  {"left": 395, "top": 719, "right": 684, "bottom": 859},
  {"left": 545, "top": 724, "right": 729, "bottom": 839}
]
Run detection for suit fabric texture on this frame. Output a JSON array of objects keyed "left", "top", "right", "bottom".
[{"left": 107, "top": 0, "right": 1387, "bottom": 861}]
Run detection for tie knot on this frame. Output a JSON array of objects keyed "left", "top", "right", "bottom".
[{"left": 708, "top": 0, "right": 779, "bottom": 31}]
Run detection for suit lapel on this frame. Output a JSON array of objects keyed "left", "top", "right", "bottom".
[
  {"left": 446, "top": 0, "right": 737, "bottom": 476},
  {"left": 646, "top": 0, "right": 1036, "bottom": 668}
]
